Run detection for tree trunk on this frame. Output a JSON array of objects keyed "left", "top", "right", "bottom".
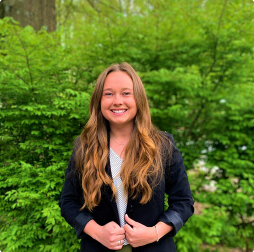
[{"left": 1, "top": 0, "right": 56, "bottom": 32}]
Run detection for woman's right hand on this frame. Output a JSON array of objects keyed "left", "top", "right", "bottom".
[{"left": 84, "top": 220, "right": 125, "bottom": 250}]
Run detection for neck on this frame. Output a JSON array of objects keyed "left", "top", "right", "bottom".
[{"left": 109, "top": 122, "right": 134, "bottom": 140}]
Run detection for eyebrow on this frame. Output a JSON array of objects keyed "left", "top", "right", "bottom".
[{"left": 103, "top": 88, "right": 133, "bottom": 91}]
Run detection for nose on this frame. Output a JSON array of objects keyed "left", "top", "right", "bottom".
[{"left": 113, "top": 94, "right": 123, "bottom": 105}]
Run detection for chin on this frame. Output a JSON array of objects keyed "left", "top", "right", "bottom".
[{"left": 109, "top": 119, "right": 132, "bottom": 126}]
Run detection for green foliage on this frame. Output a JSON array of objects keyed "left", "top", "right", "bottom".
[
  {"left": 0, "top": 18, "right": 90, "bottom": 252},
  {"left": 1, "top": 0, "right": 254, "bottom": 251}
]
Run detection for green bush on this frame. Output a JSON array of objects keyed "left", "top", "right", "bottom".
[{"left": 1, "top": 0, "right": 254, "bottom": 251}]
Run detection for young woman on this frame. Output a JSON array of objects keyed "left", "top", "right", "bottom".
[{"left": 59, "top": 62, "right": 194, "bottom": 252}]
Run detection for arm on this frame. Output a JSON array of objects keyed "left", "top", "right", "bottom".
[
  {"left": 59, "top": 152, "right": 93, "bottom": 239},
  {"left": 157, "top": 133, "right": 194, "bottom": 237}
]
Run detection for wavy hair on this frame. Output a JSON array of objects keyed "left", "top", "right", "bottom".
[{"left": 74, "top": 62, "right": 173, "bottom": 211}]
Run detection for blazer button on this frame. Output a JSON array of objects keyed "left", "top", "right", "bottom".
[{"left": 129, "top": 204, "right": 133, "bottom": 212}]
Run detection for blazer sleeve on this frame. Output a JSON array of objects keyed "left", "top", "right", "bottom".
[
  {"left": 59, "top": 152, "right": 93, "bottom": 239},
  {"left": 157, "top": 133, "right": 194, "bottom": 237}
]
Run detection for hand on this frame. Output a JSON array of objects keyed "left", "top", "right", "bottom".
[
  {"left": 96, "top": 221, "right": 125, "bottom": 250},
  {"left": 124, "top": 214, "right": 157, "bottom": 247}
]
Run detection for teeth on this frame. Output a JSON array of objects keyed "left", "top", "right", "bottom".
[{"left": 112, "top": 110, "right": 126, "bottom": 113}]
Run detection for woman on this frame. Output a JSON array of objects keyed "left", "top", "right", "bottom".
[{"left": 59, "top": 62, "right": 194, "bottom": 252}]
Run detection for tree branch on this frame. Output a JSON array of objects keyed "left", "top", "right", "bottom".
[{"left": 185, "top": 0, "right": 229, "bottom": 139}]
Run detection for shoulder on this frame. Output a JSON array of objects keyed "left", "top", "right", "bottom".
[
  {"left": 158, "top": 131, "right": 184, "bottom": 168},
  {"left": 73, "top": 135, "right": 82, "bottom": 153},
  {"left": 160, "top": 131, "right": 174, "bottom": 143},
  {"left": 65, "top": 136, "right": 82, "bottom": 181},
  {"left": 157, "top": 131, "right": 175, "bottom": 151}
]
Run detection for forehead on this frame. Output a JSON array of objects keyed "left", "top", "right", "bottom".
[{"left": 103, "top": 71, "right": 133, "bottom": 89}]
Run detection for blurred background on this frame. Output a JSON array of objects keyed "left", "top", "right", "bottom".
[{"left": 0, "top": 0, "right": 254, "bottom": 251}]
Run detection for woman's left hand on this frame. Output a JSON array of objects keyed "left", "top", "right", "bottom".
[{"left": 124, "top": 214, "right": 157, "bottom": 247}]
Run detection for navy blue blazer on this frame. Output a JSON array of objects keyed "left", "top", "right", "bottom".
[{"left": 59, "top": 133, "right": 194, "bottom": 252}]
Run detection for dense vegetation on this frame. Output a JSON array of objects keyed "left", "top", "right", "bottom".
[{"left": 1, "top": 0, "right": 253, "bottom": 251}]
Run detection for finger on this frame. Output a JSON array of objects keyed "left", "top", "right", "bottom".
[
  {"left": 115, "top": 234, "right": 125, "bottom": 240},
  {"left": 125, "top": 214, "right": 138, "bottom": 227},
  {"left": 124, "top": 223, "right": 133, "bottom": 234},
  {"left": 113, "top": 226, "right": 125, "bottom": 235},
  {"left": 117, "top": 227, "right": 126, "bottom": 235},
  {"left": 124, "top": 233, "right": 131, "bottom": 244},
  {"left": 115, "top": 239, "right": 124, "bottom": 248}
]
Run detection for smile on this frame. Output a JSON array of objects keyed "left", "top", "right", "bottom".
[{"left": 111, "top": 109, "right": 127, "bottom": 114}]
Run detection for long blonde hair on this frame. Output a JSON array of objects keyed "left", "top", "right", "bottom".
[{"left": 74, "top": 62, "right": 173, "bottom": 211}]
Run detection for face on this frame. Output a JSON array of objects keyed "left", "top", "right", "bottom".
[{"left": 101, "top": 71, "right": 137, "bottom": 128}]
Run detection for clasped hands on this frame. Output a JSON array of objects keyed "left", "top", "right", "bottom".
[{"left": 99, "top": 214, "right": 157, "bottom": 250}]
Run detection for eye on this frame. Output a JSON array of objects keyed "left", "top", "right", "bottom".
[
  {"left": 104, "top": 92, "right": 113, "bottom": 96},
  {"left": 123, "top": 92, "right": 131, "bottom": 96}
]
